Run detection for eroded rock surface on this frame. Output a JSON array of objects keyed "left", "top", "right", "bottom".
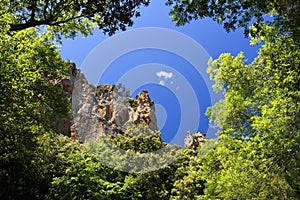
[
  {"left": 71, "top": 69, "right": 158, "bottom": 143},
  {"left": 184, "top": 130, "right": 207, "bottom": 155}
]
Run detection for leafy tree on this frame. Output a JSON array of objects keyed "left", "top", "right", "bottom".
[
  {"left": 86, "top": 124, "right": 184, "bottom": 173},
  {"left": 86, "top": 124, "right": 194, "bottom": 200},
  {"left": 112, "top": 123, "right": 166, "bottom": 153},
  {"left": 2, "top": 0, "right": 149, "bottom": 38},
  {"left": 198, "top": 138, "right": 218, "bottom": 158},
  {"left": 205, "top": 27, "right": 300, "bottom": 198},
  {"left": 44, "top": 134, "right": 141, "bottom": 200},
  {"left": 168, "top": 141, "right": 217, "bottom": 199},
  {"left": 170, "top": 151, "right": 205, "bottom": 200},
  {"left": 206, "top": 52, "right": 255, "bottom": 137},
  {"left": 0, "top": 14, "right": 71, "bottom": 199},
  {"left": 201, "top": 135, "right": 295, "bottom": 199},
  {"left": 166, "top": 0, "right": 300, "bottom": 38},
  {"left": 135, "top": 149, "right": 193, "bottom": 200}
]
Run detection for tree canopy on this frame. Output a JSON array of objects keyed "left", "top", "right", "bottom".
[
  {"left": 166, "top": 0, "right": 300, "bottom": 38},
  {"left": 204, "top": 27, "right": 300, "bottom": 198},
  {"left": 2, "top": 0, "right": 149, "bottom": 38},
  {"left": 0, "top": 14, "right": 71, "bottom": 198}
]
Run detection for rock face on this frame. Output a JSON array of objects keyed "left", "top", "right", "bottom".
[
  {"left": 71, "top": 69, "right": 99, "bottom": 142},
  {"left": 70, "top": 69, "right": 158, "bottom": 143},
  {"left": 50, "top": 64, "right": 77, "bottom": 138},
  {"left": 184, "top": 130, "right": 207, "bottom": 155}
]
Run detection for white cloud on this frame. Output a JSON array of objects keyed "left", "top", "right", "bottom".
[
  {"left": 159, "top": 80, "right": 165, "bottom": 86},
  {"left": 156, "top": 71, "right": 173, "bottom": 79}
]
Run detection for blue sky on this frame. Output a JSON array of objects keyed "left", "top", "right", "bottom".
[{"left": 60, "top": 1, "right": 261, "bottom": 145}]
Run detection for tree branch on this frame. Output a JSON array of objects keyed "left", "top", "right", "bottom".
[
  {"left": 29, "top": 0, "right": 37, "bottom": 23},
  {"left": 9, "top": 20, "right": 48, "bottom": 31},
  {"left": 9, "top": 15, "right": 84, "bottom": 32}
]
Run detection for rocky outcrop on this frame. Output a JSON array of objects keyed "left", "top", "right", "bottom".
[
  {"left": 70, "top": 69, "right": 158, "bottom": 143},
  {"left": 71, "top": 70, "right": 99, "bottom": 142},
  {"left": 134, "top": 91, "right": 157, "bottom": 131},
  {"left": 52, "top": 64, "right": 206, "bottom": 150},
  {"left": 184, "top": 130, "right": 207, "bottom": 155}
]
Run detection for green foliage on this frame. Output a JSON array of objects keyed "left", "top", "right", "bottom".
[
  {"left": 205, "top": 29, "right": 300, "bottom": 198},
  {"left": 45, "top": 135, "right": 141, "bottom": 200},
  {"left": 86, "top": 124, "right": 184, "bottom": 174},
  {"left": 0, "top": 0, "right": 148, "bottom": 37},
  {"left": 2, "top": 0, "right": 149, "bottom": 38},
  {"left": 198, "top": 138, "right": 218, "bottom": 158},
  {"left": 112, "top": 124, "right": 166, "bottom": 153},
  {"left": 85, "top": 124, "right": 192, "bottom": 199},
  {"left": 116, "top": 83, "right": 131, "bottom": 98},
  {"left": 126, "top": 97, "right": 138, "bottom": 110},
  {"left": 206, "top": 52, "right": 256, "bottom": 137},
  {"left": 0, "top": 17, "right": 70, "bottom": 199},
  {"left": 135, "top": 149, "right": 193, "bottom": 200},
  {"left": 166, "top": 0, "right": 300, "bottom": 39},
  {"left": 95, "top": 83, "right": 131, "bottom": 100},
  {"left": 170, "top": 151, "right": 205, "bottom": 200},
  {"left": 202, "top": 134, "right": 299, "bottom": 199},
  {"left": 96, "top": 84, "right": 110, "bottom": 93}
]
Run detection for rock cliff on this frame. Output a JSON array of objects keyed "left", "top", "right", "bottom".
[
  {"left": 54, "top": 64, "right": 206, "bottom": 150},
  {"left": 63, "top": 67, "right": 158, "bottom": 143}
]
